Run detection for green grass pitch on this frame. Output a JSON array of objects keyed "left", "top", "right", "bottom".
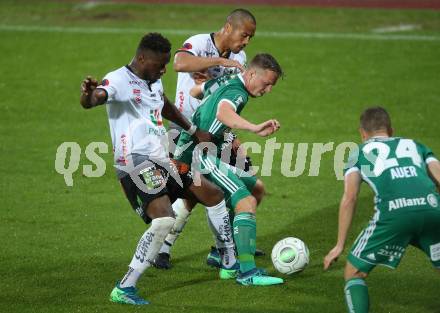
[{"left": 1, "top": 1, "right": 439, "bottom": 312}]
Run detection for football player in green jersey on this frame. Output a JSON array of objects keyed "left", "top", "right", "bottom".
[
  {"left": 174, "top": 53, "right": 284, "bottom": 285},
  {"left": 324, "top": 107, "right": 440, "bottom": 313}
]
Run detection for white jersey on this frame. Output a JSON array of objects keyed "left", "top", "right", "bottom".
[
  {"left": 173, "top": 33, "right": 246, "bottom": 129},
  {"left": 98, "top": 66, "right": 168, "bottom": 166}
]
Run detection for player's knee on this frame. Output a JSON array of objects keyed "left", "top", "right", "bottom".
[
  {"left": 209, "top": 185, "right": 224, "bottom": 204},
  {"left": 252, "top": 179, "right": 265, "bottom": 205},
  {"left": 151, "top": 216, "right": 175, "bottom": 235},
  {"left": 235, "top": 196, "right": 257, "bottom": 214},
  {"left": 183, "top": 198, "right": 197, "bottom": 212},
  {"left": 146, "top": 195, "right": 174, "bottom": 219},
  {"left": 344, "top": 261, "right": 368, "bottom": 281},
  {"left": 190, "top": 177, "right": 224, "bottom": 206},
  {"left": 201, "top": 180, "right": 224, "bottom": 205}
]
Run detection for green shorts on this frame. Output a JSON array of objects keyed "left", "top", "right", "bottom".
[
  {"left": 199, "top": 153, "right": 257, "bottom": 209},
  {"left": 348, "top": 208, "right": 440, "bottom": 273}
]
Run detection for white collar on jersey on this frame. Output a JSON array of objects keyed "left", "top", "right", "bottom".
[
  {"left": 237, "top": 72, "right": 245, "bottom": 84},
  {"left": 125, "top": 65, "right": 154, "bottom": 91}
]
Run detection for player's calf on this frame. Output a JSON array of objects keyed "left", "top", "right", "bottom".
[
  {"left": 344, "top": 261, "right": 370, "bottom": 313},
  {"left": 154, "top": 198, "right": 192, "bottom": 269},
  {"left": 233, "top": 196, "right": 258, "bottom": 273},
  {"left": 114, "top": 213, "right": 175, "bottom": 304}
]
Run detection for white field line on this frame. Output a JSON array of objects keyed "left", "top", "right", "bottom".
[
  {"left": 0, "top": 24, "right": 440, "bottom": 42},
  {"left": 372, "top": 24, "right": 421, "bottom": 33}
]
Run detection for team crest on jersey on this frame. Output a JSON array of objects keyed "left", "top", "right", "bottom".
[
  {"left": 101, "top": 79, "right": 109, "bottom": 86},
  {"left": 182, "top": 42, "right": 192, "bottom": 50},
  {"left": 427, "top": 193, "right": 438, "bottom": 208}
]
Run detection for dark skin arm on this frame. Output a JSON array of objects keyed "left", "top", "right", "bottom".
[
  {"left": 80, "top": 76, "right": 107, "bottom": 109},
  {"left": 162, "top": 95, "right": 212, "bottom": 143}
]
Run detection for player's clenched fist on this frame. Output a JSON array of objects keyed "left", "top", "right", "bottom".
[
  {"left": 81, "top": 76, "right": 98, "bottom": 96},
  {"left": 80, "top": 76, "right": 106, "bottom": 109}
]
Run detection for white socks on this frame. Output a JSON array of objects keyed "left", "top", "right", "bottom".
[
  {"left": 205, "top": 200, "right": 236, "bottom": 268},
  {"left": 120, "top": 216, "right": 175, "bottom": 288},
  {"left": 159, "top": 198, "right": 191, "bottom": 255}
]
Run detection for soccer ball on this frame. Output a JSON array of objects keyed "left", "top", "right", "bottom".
[{"left": 271, "top": 237, "right": 310, "bottom": 274}]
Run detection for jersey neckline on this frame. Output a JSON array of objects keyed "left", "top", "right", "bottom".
[
  {"left": 125, "top": 65, "right": 154, "bottom": 91},
  {"left": 210, "top": 33, "right": 231, "bottom": 59}
]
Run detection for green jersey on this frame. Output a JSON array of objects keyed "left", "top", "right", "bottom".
[
  {"left": 345, "top": 136, "right": 439, "bottom": 215},
  {"left": 175, "top": 73, "right": 249, "bottom": 165}
]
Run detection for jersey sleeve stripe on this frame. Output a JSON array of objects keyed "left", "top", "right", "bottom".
[
  {"left": 175, "top": 50, "right": 195, "bottom": 56},
  {"left": 344, "top": 167, "right": 359, "bottom": 177},
  {"left": 426, "top": 157, "right": 439, "bottom": 164},
  {"left": 208, "top": 119, "right": 221, "bottom": 133}
]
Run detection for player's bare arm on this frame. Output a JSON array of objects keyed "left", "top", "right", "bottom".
[
  {"left": 427, "top": 160, "right": 440, "bottom": 192},
  {"left": 323, "top": 171, "right": 361, "bottom": 270},
  {"left": 189, "top": 83, "right": 204, "bottom": 100},
  {"left": 162, "top": 95, "right": 211, "bottom": 143},
  {"left": 216, "top": 101, "right": 280, "bottom": 136},
  {"left": 80, "top": 76, "right": 107, "bottom": 109},
  {"left": 174, "top": 52, "right": 244, "bottom": 73},
  {"left": 192, "top": 71, "right": 211, "bottom": 85}
]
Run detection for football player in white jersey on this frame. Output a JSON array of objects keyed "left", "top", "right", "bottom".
[
  {"left": 172, "top": 8, "right": 254, "bottom": 124},
  {"left": 155, "top": 9, "right": 266, "bottom": 270},
  {"left": 80, "top": 33, "right": 236, "bottom": 305}
]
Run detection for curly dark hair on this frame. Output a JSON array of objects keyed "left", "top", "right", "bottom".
[
  {"left": 137, "top": 32, "right": 171, "bottom": 54},
  {"left": 249, "top": 53, "right": 283, "bottom": 78}
]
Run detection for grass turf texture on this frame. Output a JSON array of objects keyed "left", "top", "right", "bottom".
[{"left": 1, "top": 1, "right": 440, "bottom": 312}]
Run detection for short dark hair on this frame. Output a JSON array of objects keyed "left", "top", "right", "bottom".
[
  {"left": 249, "top": 53, "right": 283, "bottom": 78},
  {"left": 137, "top": 32, "right": 171, "bottom": 54},
  {"left": 360, "top": 106, "right": 392, "bottom": 134},
  {"left": 227, "top": 8, "right": 256, "bottom": 26}
]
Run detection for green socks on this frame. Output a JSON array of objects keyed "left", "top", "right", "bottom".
[
  {"left": 344, "top": 278, "right": 369, "bottom": 313},
  {"left": 233, "top": 212, "right": 256, "bottom": 273}
]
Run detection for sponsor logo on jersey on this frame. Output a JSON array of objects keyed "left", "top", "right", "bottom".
[
  {"left": 133, "top": 89, "right": 142, "bottom": 104},
  {"left": 388, "top": 196, "right": 427, "bottom": 211},
  {"left": 101, "top": 79, "right": 109, "bottom": 86},
  {"left": 178, "top": 91, "right": 184, "bottom": 112},
  {"left": 129, "top": 80, "right": 142, "bottom": 86},
  {"left": 149, "top": 109, "right": 163, "bottom": 127},
  {"left": 427, "top": 193, "right": 438, "bottom": 208},
  {"left": 116, "top": 134, "right": 129, "bottom": 165},
  {"left": 377, "top": 245, "right": 405, "bottom": 262}
]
